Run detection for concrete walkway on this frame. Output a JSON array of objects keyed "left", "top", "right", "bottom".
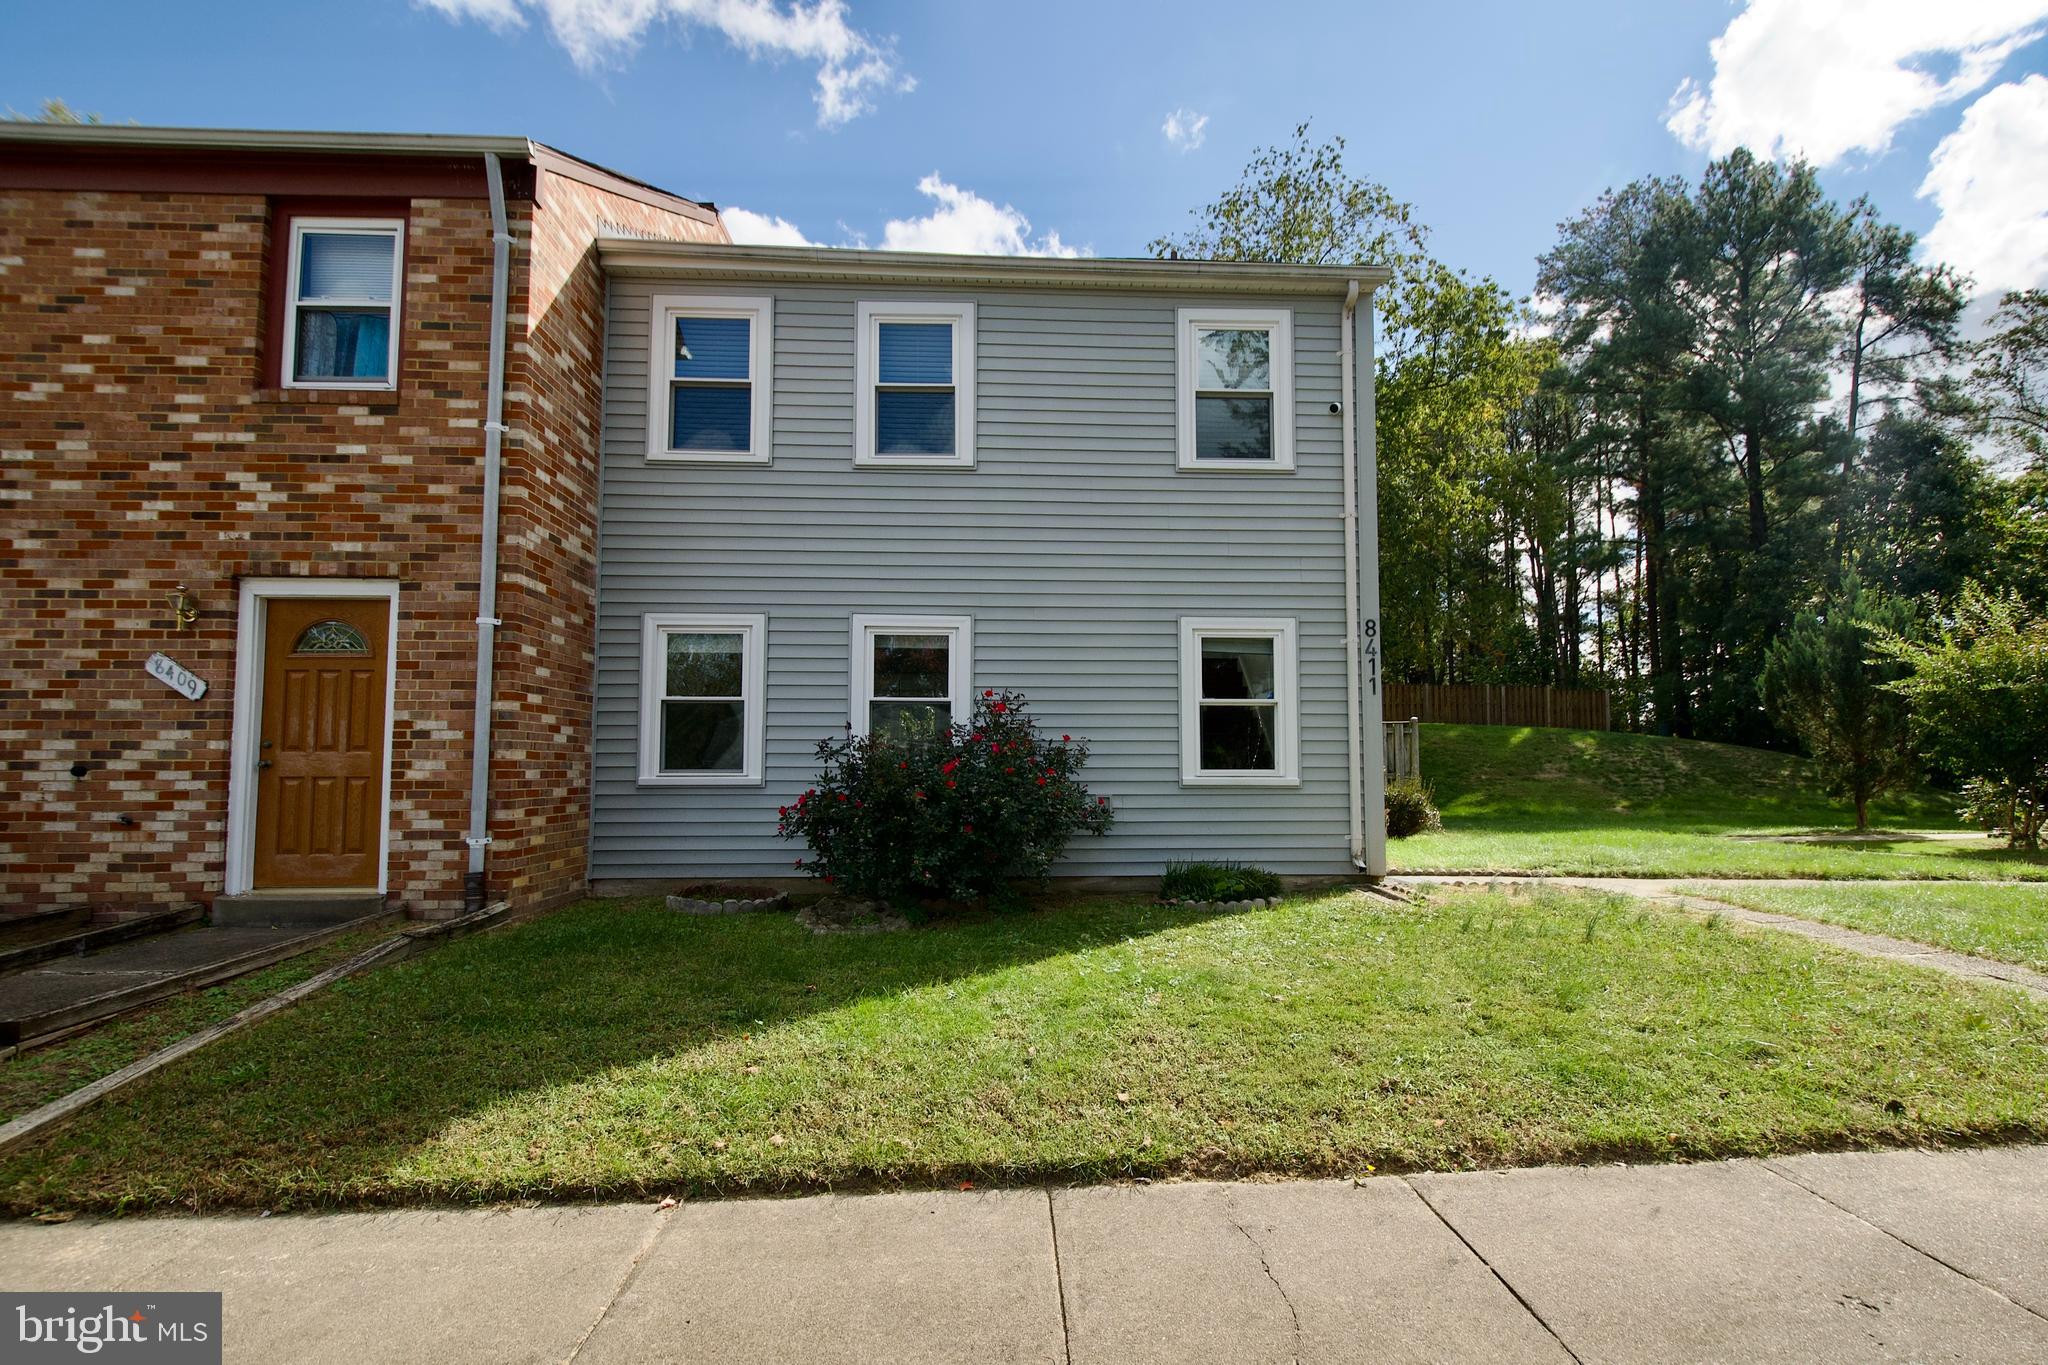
[
  {"left": 1393, "top": 875, "right": 2048, "bottom": 999},
  {"left": 4, "top": 1146, "right": 2046, "bottom": 1363}
]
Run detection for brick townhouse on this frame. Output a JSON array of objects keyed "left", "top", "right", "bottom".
[{"left": 0, "top": 124, "right": 727, "bottom": 917}]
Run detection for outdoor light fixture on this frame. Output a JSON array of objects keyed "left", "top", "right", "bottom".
[{"left": 166, "top": 583, "right": 199, "bottom": 631}]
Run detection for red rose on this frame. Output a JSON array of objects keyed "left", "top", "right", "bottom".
[
  {"left": 914, "top": 790, "right": 926, "bottom": 799},
  {"left": 1062, "top": 734, "right": 1071, "bottom": 742},
  {"left": 992, "top": 701, "right": 1007, "bottom": 713},
  {"left": 793, "top": 858, "right": 804, "bottom": 868},
  {"left": 1097, "top": 796, "right": 1108, "bottom": 805},
  {"left": 972, "top": 732, "right": 983, "bottom": 741},
  {"left": 945, "top": 779, "right": 956, "bottom": 788},
  {"left": 1004, "top": 766, "right": 1014, "bottom": 774},
  {"left": 837, "top": 792, "right": 847, "bottom": 801},
  {"left": 1036, "top": 776, "right": 1046, "bottom": 787},
  {"left": 778, "top": 805, "right": 788, "bottom": 816},
  {"left": 962, "top": 823, "right": 974, "bottom": 834},
  {"left": 941, "top": 759, "right": 958, "bottom": 774},
  {"left": 983, "top": 689, "right": 993, "bottom": 698}
]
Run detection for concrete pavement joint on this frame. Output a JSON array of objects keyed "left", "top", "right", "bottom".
[
  {"left": 1403, "top": 1176, "right": 1585, "bottom": 1365},
  {"left": 1760, "top": 1159, "right": 2048, "bottom": 1328},
  {"left": 562, "top": 1205, "right": 674, "bottom": 1364},
  {"left": 1222, "top": 1196, "right": 1301, "bottom": 1365},
  {"left": 1043, "top": 1188, "right": 1074, "bottom": 1365}
]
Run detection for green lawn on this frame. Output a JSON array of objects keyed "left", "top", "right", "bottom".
[
  {"left": 5, "top": 890, "right": 2046, "bottom": 1213},
  {"left": 1392, "top": 724, "right": 2048, "bottom": 880},
  {"left": 1679, "top": 883, "right": 2048, "bottom": 974},
  {"left": 0, "top": 926, "right": 392, "bottom": 1124}
]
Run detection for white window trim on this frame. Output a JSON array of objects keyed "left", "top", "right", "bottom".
[
  {"left": 646, "top": 294, "right": 775, "bottom": 465},
  {"left": 854, "top": 300, "right": 977, "bottom": 468},
  {"left": 1175, "top": 306, "right": 1295, "bottom": 473},
  {"left": 850, "top": 614, "right": 974, "bottom": 736},
  {"left": 1179, "top": 616, "right": 1301, "bottom": 786},
  {"left": 281, "top": 218, "right": 405, "bottom": 391},
  {"left": 638, "top": 613, "right": 768, "bottom": 786},
  {"left": 224, "top": 578, "right": 401, "bottom": 895}
]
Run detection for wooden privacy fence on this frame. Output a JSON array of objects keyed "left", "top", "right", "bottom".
[
  {"left": 1383, "top": 682, "right": 1612, "bottom": 731},
  {"left": 1383, "top": 718, "right": 1421, "bottom": 781}
]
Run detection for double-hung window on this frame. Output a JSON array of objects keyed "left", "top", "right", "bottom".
[
  {"left": 855, "top": 301, "right": 975, "bottom": 467},
  {"left": 1176, "top": 307, "right": 1295, "bottom": 471},
  {"left": 647, "top": 294, "right": 774, "bottom": 463},
  {"left": 639, "top": 614, "right": 766, "bottom": 784},
  {"left": 283, "top": 219, "right": 403, "bottom": 389},
  {"left": 850, "top": 614, "right": 973, "bottom": 743},
  {"left": 1179, "top": 617, "right": 1299, "bottom": 785}
]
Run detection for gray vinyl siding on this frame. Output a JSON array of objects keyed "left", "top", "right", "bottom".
[{"left": 592, "top": 275, "right": 1359, "bottom": 879}]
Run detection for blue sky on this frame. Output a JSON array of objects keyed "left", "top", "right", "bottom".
[{"left": 6, "top": 1, "right": 2045, "bottom": 304}]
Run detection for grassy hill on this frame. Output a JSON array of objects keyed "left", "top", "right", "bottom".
[{"left": 1395, "top": 724, "right": 2047, "bottom": 881}]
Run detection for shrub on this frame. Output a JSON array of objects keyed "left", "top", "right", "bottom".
[
  {"left": 1385, "top": 777, "right": 1443, "bottom": 838},
  {"left": 1159, "top": 861, "right": 1282, "bottom": 903},
  {"left": 777, "top": 688, "right": 1114, "bottom": 904},
  {"left": 1879, "top": 584, "right": 2048, "bottom": 849}
]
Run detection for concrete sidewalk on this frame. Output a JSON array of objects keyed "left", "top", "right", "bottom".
[{"left": 4, "top": 1146, "right": 2046, "bottom": 1363}]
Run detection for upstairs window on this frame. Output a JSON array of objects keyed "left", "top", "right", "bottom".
[
  {"left": 284, "top": 220, "right": 403, "bottom": 389},
  {"left": 1179, "top": 617, "right": 1300, "bottom": 785},
  {"left": 1176, "top": 307, "right": 1295, "bottom": 471},
  {"left": 648, "top": 295, "right": 774, "bottom": 464},
  {"left": 850, "top": 614, "right": 973, "bottom": 743},
  {"left": 855, "top": 301, "right": 975, "bottom": 467}
]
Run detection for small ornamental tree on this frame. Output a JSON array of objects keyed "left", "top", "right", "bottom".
[
  {"left": 1758, "top": 572, "right": 1917, "bottom": 830},
  {"left": 777, "top": 689, "right": 1114, "bottom": 904},
  {"left": 1879, "top": 584, "right": 2048, "bottom": 849}
]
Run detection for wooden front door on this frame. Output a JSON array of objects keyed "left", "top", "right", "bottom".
[{"left": 252, "top": 597, "right": 390, "bottom": 889}]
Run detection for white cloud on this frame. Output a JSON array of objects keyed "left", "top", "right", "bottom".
[
  {"left": 1919, "top": 75, "right": 2048, "bottom": 300},
  {"left": 721, "top": 205, "right": 819, "bottom": 246},
  {"left": 1161, "top": 107, "right": 1209, "bottom": 153},
  {"left": 418, "top": 0, "right": 911, "bottom": 126},
  {"left": 879, "top": 174, "right": 1083, "bottom": 257},
  {"left": 1665, "top": 0, "right": 2048, "bottom": 164}
]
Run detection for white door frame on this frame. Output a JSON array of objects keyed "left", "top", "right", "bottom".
[{"left": 224, "top": 577, "right": 401, "bottom": 896}]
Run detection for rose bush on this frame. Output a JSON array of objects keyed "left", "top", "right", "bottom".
[{"left": 777, "top": 688, "right": 1114, "bottom": 904}]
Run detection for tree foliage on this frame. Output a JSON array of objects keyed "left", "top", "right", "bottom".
[
  {"left": 1973, "top": 290, "right": 2048, "bottom": 469},
  {"left": 1879, "top": 586, "right": 2048, "bottom": 848},
  {"left": 1148, "top": 120, "right": 1425, "bottom": 275},
  {"left": 1759, "top": 574, "right": 1917, "bottom": 829},
  {"left": 1157, "top": 123, "right": 2041, "bottom": 781}
]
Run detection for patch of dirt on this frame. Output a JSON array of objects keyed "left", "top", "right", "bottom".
[{"left": 796, "top": 896, "right": 910, "bottom": 935}]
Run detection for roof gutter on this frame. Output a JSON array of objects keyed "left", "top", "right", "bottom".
[
  {"left": 463, "top": 152, "right": 512, "bottom": 912},
  {"left": 0, "top": 123, "right": 533, "bottom": 157},
  {"left": 596, "top": 239, "right": 1392, "bottom": 296}
]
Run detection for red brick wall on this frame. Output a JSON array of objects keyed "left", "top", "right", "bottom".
[
  {"left": 0, "top": 187, "right": 518, "bottom": 912},
  {"left": 1, "top": 155, "right": 721, "bottom": 915},
  {"left": 488, "top": 172, "right": 724, "bottom": 909}
]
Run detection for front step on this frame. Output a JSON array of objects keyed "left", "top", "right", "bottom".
[
  {"left": 210, "top": 892, "right": 386, "bottom": 928},
  {"left": 0, "top": 904, "right": 204, "bottom": 975},
  {"left": 0, "top": 912, "right": 394, "bottom": 1050}
]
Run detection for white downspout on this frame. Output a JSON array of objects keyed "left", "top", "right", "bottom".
[
  {"left": 1340, "top": 280, "right": 1366, "bottom": 871},
  {"left": 1341, "top": 279, "right": 1389, "bottom": 876},
  {"left": 463, "top": 152, "right": 512, "bottom": 911}
]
